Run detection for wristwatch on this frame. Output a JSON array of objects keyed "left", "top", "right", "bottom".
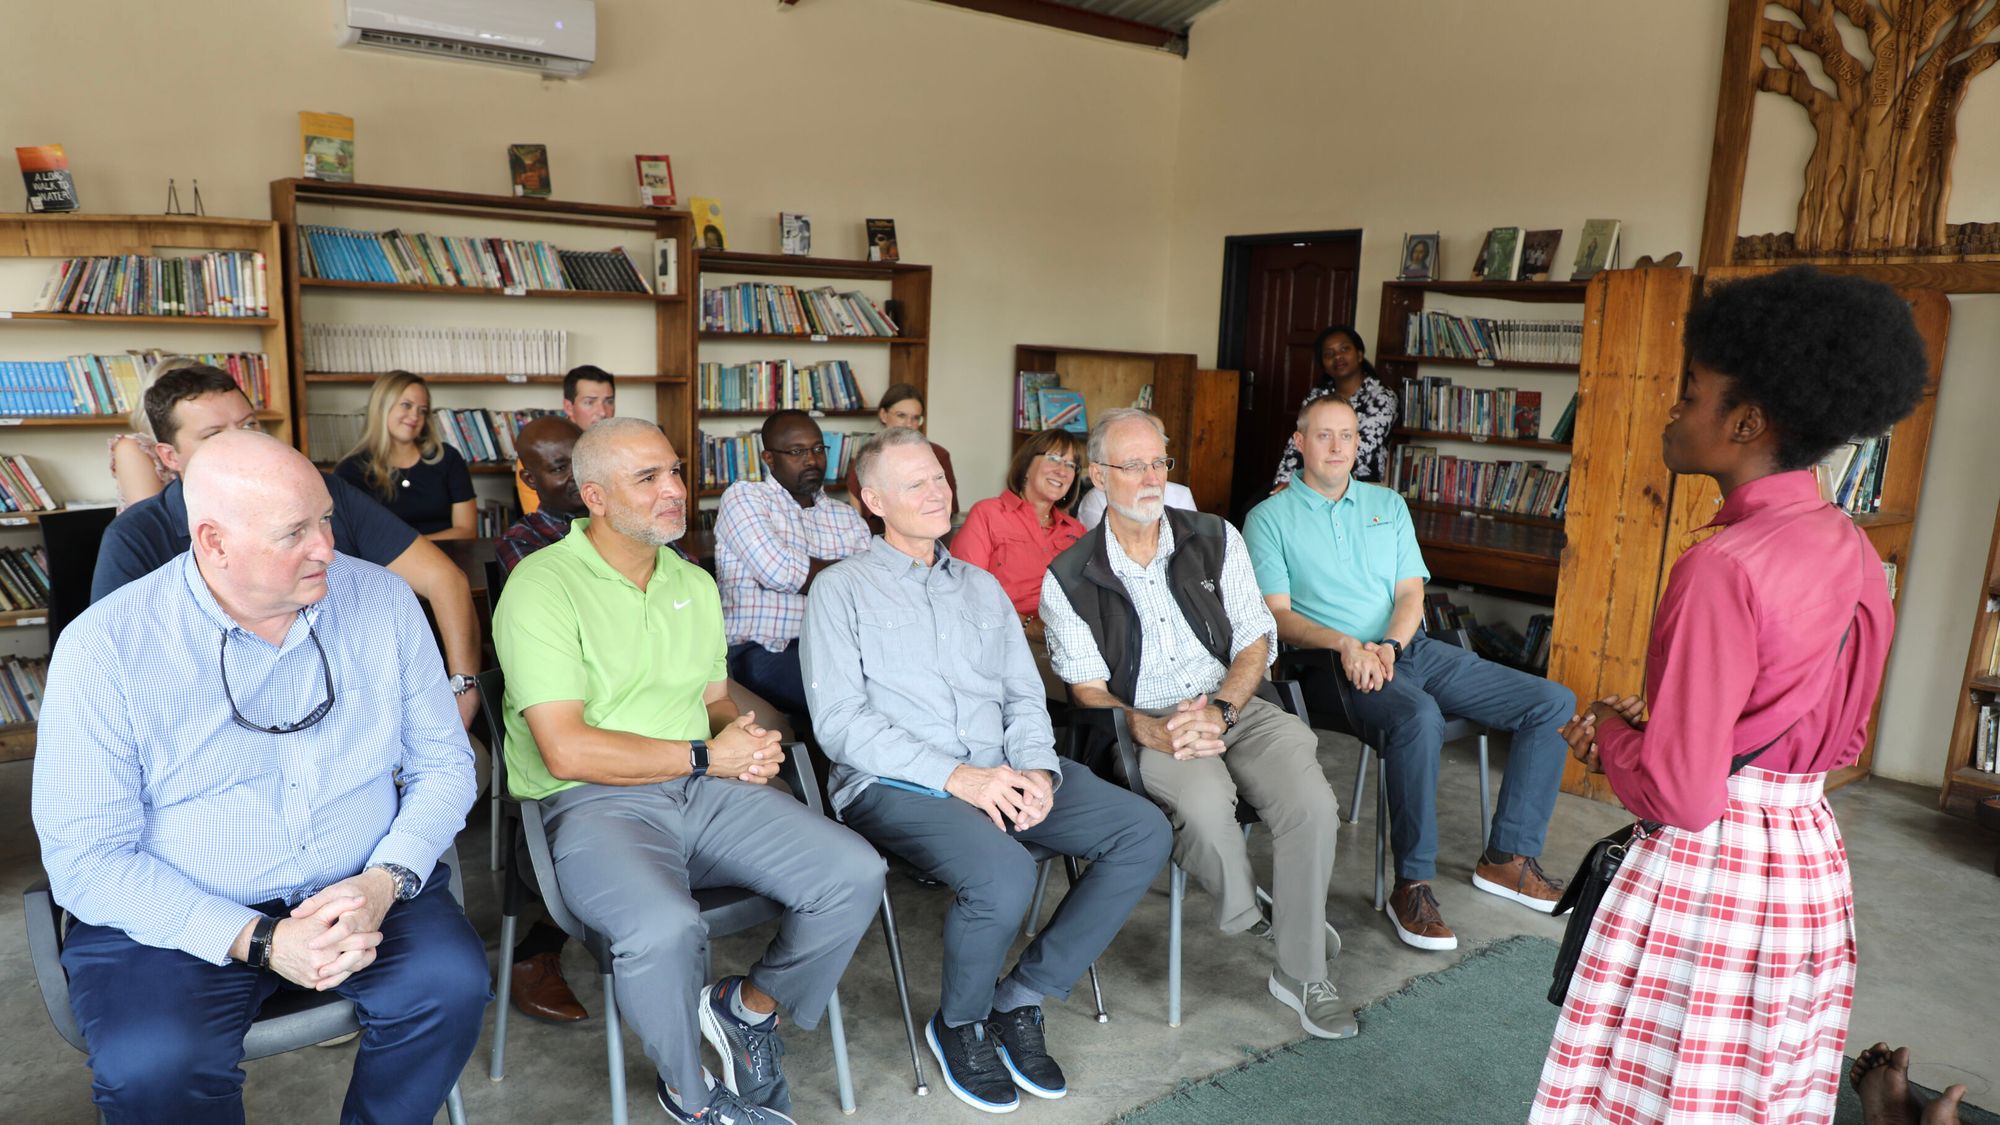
[
  {"left": 688, "top": 739, "right": 710, "bottom": 778},
  {"left": 367, "top": 862, "right": 421, "bottom": 902},
  {"left": 448, "top": 673, "right": 477, "bottom": 696},
  {"left": 1216, "top": 698, "right": 1239, "bottom": 731},
  {"left": 1380, "top": 637, "right": 1404, "bottom": 656},
  {"left": 248, "top": 914, "right": 279, "bottom": 969}
]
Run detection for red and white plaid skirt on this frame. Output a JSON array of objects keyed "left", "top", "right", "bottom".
[{"left": 1530, "top": 767, "right": 1857, "bottom": 1124}]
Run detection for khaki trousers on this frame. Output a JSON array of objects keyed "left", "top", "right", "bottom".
[{"left": 1133, "top": 694, "right": 1340, "bottom": 982}]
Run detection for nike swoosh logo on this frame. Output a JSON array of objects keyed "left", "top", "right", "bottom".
[{"left": 674, "top": 599, "right": 691, "bottom": 610}]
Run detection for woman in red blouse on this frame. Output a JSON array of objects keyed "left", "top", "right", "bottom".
[
  {"left": 953, "top": 428, "right": 1085, "bottom": 694},
  {"left": 1532, "top": 267, "right": 1929, "bottom": 1125}
]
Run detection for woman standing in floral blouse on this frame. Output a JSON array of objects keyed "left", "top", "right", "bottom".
[{"left": 1271, "top": 325, "right": 1397, "bottom": 488}]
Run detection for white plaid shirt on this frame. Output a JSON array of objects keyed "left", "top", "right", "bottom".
[
  {"left": 716, "top": 477, "right": 873, "bottom": 651},
  {"left": 1039, "top": 516, "right": 1276, "bottom": 710}
]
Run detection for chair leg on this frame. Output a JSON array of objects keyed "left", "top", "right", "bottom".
[
  {"left": 826, "top": 990, "right": 856, "bottom": 1115},
  {"left": 878, "top": 891, "right": 929, "bottom": 1096},
  {"left": 1374, "top": 766, "right": 1389, "bottom": 913},
  {"left": 490, "top": 792, "right": 502, "bottom": 871},
  {"left": 490, "top": 910, "right": 517, "bottom": 1081},
  {"left": 1476, "top": 732, "right": 1493, "bottom": 851},
  {"left": 1167, "top": 865, "right": 1186, "bottom": 1028},
  {"left": 447, "top": 1082, "right": 469, "bottom": 1125},
  {"left": 1022, "top": 859, "right": 1053, "bottom": 939},
  {"left": 604, "top": 972, "right": 629, "bottom": 1125},
  {"left": 1061, "top": 857, "right": 1108, "bottom": 1024},
  {"left": 1349, "top": 743, "right": 1370, "bottom": 824}
]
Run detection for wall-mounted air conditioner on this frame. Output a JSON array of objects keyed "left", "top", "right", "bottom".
[{"left": 338, "top": 0, "right": 597, "bottom": 79}]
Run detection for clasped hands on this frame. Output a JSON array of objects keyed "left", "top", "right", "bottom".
[
  {"left": 1559, "top": 695, "right": 1646, "bottom": 773},
  {"left": 1338, "top": 635, "right": 1398, "bottom": 693},
  {"left": 248, "top": 867, "right": 399, "bottom": 992},
  {"left": 1132, "top": 693, "right": 1228, "bottom": 761},
  {"left": 708, "top": 711, "right": 785, "bottom": 785},
  {"left": 945, "top": 764, "right": 1057, "bottom": 832}
]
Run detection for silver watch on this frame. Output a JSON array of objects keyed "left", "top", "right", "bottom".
[
  {"left": 448, "top": 673, "right": 477, "bottom": 696},
  {"left": 369, "top": 862, "right": 421, "bottom": 902}
]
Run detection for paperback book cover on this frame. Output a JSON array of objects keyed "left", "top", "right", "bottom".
[
  {"left": 1478, "top": 226, "right": 1523, "bottom": 281},
  {"left": 508, "top": 144, "right": 551, "bottom": 198},
  {"left": 1512, "top": 390, "right": 1542, "bottom": 439},
  {"left": 1016, "top": 371, "right": 1059, "bottom": 429},
  {"left": 653, "top": 238, "right": 680, "bottom": 297},
  {"left": 299, "top": 112, "right": 354, "bottom": 183},
  {"left": 692, "top": 198, "right": 727, "bottom": 251},
  {"left": 1037, "top": 388, "right": 1088, "bottom": 433},
  {"left": 634, "top": 154, "right": 676, "bottom": 207},
  {"left": 1520, "top": 229, "right": 1562, "bottom": 281},
  {"left": 780, "top": 213, "right": 812, "bottom": 257},
  {"left": 866, "top": 218, "right": 900, "bottom": 262},
  {"left": 16, "top": 145, "right": 78, "bottom": 213},
  {"left": 1570, "top": 219, "right": 1621, "bottom": 280}
]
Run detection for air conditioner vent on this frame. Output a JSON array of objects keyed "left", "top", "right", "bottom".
[{"left": 355, "top": 28, "right": 555, "bottom": 72}]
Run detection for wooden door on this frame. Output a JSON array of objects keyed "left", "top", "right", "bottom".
[{"left": 1226, "top": 236, "right": 1359, "bottom": 521}]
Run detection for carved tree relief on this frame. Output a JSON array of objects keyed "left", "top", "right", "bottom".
[{"left": 1758, "top": 0, "right": 2000, "bottom": 253}]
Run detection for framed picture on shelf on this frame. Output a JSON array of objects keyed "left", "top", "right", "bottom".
[{"left": 1399, "top": 232, "right": 1439, "bottom": 280}]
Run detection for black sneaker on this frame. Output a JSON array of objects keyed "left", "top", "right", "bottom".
[
  {"left": 697, "top": 977, "right": 791, "bottom": 1114},
  {"left": 925, "top": 1012, "right": 1021, "bottom": 1114},
  {"left": 986, "top": 1004, "right": 1068, "bottom": 1099},
  {"left": 657, "top": 1071, "right": 798, "bottom": 1124}
]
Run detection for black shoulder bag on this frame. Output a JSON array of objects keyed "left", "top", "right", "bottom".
[{"left": 1547, "top": 616, "right": 1855, "bottom": 1007}]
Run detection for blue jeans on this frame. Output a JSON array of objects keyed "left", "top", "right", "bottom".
[
  {"left": 728, "top": 639, "right": 810, "bottom": 721},
  {"left": 62, "top": 862, "right": 491, "bottom": 1125},
  {"left": 1299, "top": 633, "right": 1574, "bottom": 882}
]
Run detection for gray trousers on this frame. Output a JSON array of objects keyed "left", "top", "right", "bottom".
[
  {"left": 842, "top": 766, "right": 1171, "bottom": 1027},
  {"left": 542, "top": 776, "right": 886, "bottom": 1104},
  {"left": 1133, "top": 695, "right": 1340, "bottom": 982}
]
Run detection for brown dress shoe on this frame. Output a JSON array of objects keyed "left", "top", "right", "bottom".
[
  {"left": 1386, "top": 881, "right": 1457, "bottom": 951},
  {"left": 1472, "top": 853, "right": 1564, "bottom": 914},
  {"left": 510, "top": 951, "right": 588, "bottom": 1023}
]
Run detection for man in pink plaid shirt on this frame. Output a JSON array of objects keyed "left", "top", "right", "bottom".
[{"left": 716, "top": 411, "right": 873, "bottom": 724}]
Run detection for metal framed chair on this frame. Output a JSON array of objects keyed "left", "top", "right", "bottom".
[
  {"left": 483, "top": 557, "right": 509, "bottom": 871},
  {"left": 478, "top": 669, "right": 858, "bottom": 1122},
  {"left": 1060, "top": 677, "right": 1341, "bottom": 1028},
  {"left": 1276, "top": 647, "right": 1491, "bottom": 912},
  {"left": 25, "top": 850, "right": 473, "bottom": 1125}
]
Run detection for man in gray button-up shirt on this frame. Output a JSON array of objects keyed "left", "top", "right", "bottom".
[{"left": 802, "top": 428, "right": 1170, "bottom": 1115}]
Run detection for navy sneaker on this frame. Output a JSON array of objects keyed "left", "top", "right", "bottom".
[
  {"left": 925, "top": 1012, "right": 1020, "bottom": 1114},
  {"left": 986, "top": 1004, "right": 1068, "bottom": 1099},
  {"left": 657, "top": 1070, "right": 798, "bottom": 1124},
  {"left": 698, "top": 977, "right": 791, "bottom": 1114}
]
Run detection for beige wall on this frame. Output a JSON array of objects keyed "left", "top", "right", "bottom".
[
  {"left": 1163, "top": 0, "right": 2000, "bottom": 787},
  {"left": 0, "top": 0, "right": 1182, "bottom": 507}
]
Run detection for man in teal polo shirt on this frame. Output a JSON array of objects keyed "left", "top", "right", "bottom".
[
  {"left": 1244, "top": 396, "right": 1572, "bottom": 954},
  {"left": 495, "top": 417, "right": 884, "bottom": 1125}
]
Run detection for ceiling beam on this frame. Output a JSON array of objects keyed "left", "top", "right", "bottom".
[{"left": 927, "top": 0, "right": 1188, "bottom": 55}]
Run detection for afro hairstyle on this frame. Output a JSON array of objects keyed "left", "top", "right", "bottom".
[{"left": 1682, "top": 266, "right": 1927, "bottom": 472}]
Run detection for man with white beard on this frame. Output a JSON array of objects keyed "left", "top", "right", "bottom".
[{"left": 1038, "top": 409, "right": 1354, "bottom": 1040}]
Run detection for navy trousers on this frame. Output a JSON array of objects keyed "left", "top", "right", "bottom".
[
  {"left": 62, "top": 862, "right": 491, "bottom": 1125},
  {"left": 1299, "top": 632, "right": 1574, "bottom": 882},
  {"left": 727, "top": 638, "right": 811, "bottom": 721}
]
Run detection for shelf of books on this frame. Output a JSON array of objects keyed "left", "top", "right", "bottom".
[
  {"left": 271, "top": 179, "right": 697, "bottom": 515},
  {"left": 1376, "top": 279, "right": 1587, "bottom": 603},
  {"left": 0, "top": 212, "right": 292, "bottom": 759},
  {"left": 691, "top": 251, "right": 929, "bottom": 523},
  {"left": 1941, "top": 493, "right": 2000, "bottom": 812}
]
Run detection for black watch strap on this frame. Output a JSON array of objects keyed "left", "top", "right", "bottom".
[
  {"left": 688, "top": 739, "right": 709, "bottom": 778},
  {"left": 248, "top": 914, "right": 279, "bottom": 969},
  {"left": 1217, "top": 699, "right": 1239, "bottom": 730},
  {"left": 1381, "top": 637, "right": 1404, "bottom": 654}
]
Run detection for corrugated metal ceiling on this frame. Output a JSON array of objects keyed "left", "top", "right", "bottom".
[{"left": 1055, "top": 0, "right": 1224, "bottom": 32}]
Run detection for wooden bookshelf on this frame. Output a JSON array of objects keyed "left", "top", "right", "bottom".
[
  {"left": 0, "top": 411, "right": 285, "bottom": 428},
  {"left": 1392, "top": 427, "right": 1572, "bottom": 454},
  {"left": 1941, "top": 492, "right": 2000, "bottom": 812},
  {"left": 3, "top": 312, "right": 282, "bottom": 327},
  {"left": 693, "top": 249, "right": 930, "bottom": 497},
  {"left": 0, "top": 721, "right": 33, "bottom": 764},
  {"left": 271, "top": 178, "right": 698, "bottom": 476},
  {"left": 1011, "top": 344, "right": 1239, "bottom": 514}
]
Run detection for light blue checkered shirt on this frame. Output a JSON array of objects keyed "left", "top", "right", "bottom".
[{"left": 32, "top": 552, "right": 476, "bottom": 965}]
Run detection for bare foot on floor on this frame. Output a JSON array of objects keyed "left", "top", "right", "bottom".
[{"left": 1852, "top": 1043, "right": 1967, "bottom": 1125}]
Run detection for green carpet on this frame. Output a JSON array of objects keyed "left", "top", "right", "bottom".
[{"left": 1115, "top": 936, "right": 1996, "bottom": 1125}]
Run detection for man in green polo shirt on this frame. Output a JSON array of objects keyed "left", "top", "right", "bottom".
[
  {"left": 494, "top": 417, "right": 884, "bottom": 1125},
  {"left": 1244, "top": 396, "right": 1573, "bottom": 955}
]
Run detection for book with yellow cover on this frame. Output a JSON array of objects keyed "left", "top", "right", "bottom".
[
  {"left": 299, "top": 112, "right": 354, "bottom": 183},
  {"left": 691, "top": 198, "right": 727, "bottom": 251}
]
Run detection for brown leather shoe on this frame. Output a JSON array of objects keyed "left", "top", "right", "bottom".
[
  {"left": 1386, "top": 881, "right": 1457, "bottom": 951},
  {"left": 510, "top": 951, "right": 588, "bottom": 1023},
  {"left": 1472, "top": 853, "right": 1564, "bottom": 914}
]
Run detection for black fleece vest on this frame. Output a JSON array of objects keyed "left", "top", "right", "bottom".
[{"left": 1047, "top": 507, "right": 1233, "bottom": 706}]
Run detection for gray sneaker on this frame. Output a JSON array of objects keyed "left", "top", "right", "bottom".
[{"left": 1268, "top": 968, "right": 1358, "bottom": 1039}]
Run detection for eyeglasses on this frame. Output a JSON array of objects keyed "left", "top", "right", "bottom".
[
  {"left": 1038, "top": 454, "right": 1079, "bottom": 471},
  {"left": 771, "top": 444, "right": 830, "bottom": 459},
  {"left": 220, "top": 624, "right": 336, "bottom": 735},
  {"left": 1095, "top": 457, "right": 1176, "bottom": 476}
]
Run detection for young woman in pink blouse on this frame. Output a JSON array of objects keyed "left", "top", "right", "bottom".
[{"left": 1532, "top": 267, "right": 1929, "bottom": 1125}]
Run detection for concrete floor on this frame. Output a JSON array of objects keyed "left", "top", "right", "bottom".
[{"left": 2, "top": 731, "right": 1995, "bottom": 1124}]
